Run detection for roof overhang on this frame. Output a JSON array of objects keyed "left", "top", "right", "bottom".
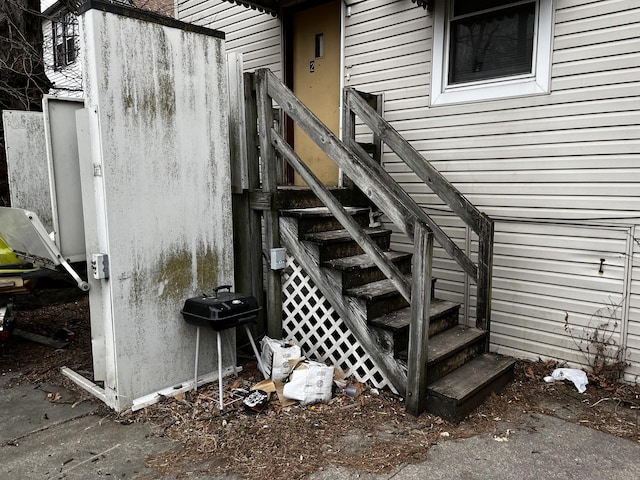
[
  {"left": 223, "top": 0, "right": 432, "bottom": 18},
  {"left": 222, "top": 0, "right": 279, "bottom": 16}
]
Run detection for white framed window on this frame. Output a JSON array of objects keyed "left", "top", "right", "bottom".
[
  {"left": 431, "top": 0, "right": 553, "bottom": 105},
  {"left": 52, "top": 12, "right": 78, "bottom": 70}
]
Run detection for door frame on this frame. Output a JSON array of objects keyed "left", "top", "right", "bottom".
[{"left": 281, "top": 0, "right": 345, "bottom": 186}]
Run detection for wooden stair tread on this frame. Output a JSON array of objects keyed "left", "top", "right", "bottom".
[
  {"left": 323, "top": 251, "right": 411, "bottom": 271},
  {"left": 345, "top": 275, "right": 411, "bottom": 300},
  {"left": 303, "top": 227, "right": 391, "bottom": 244},
  {"left": 276, "top": 186, "right": 371, "bottom": 209},
  {"left": 427, "top": 353, "right": 515, "bottom": 404},
  {"left": 280, "top": 206, "right": 369, "bottom": 218},
  {"left": 427, "top": 325, "right": 486, "bottom": 365},
  {"left": 369, "top": 299, "right": 459, "bottom": 332}
]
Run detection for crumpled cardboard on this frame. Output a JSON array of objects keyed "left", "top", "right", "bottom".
[
  {"left": 260, "top": 336, "right": 302, "bottom": 381},
  {"left": 251, "top": 378, "right": 297, "bottom": 407}
]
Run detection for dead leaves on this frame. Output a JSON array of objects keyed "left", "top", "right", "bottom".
[{"left": 47, "top": 391, "right": 63, "bottom": 402}]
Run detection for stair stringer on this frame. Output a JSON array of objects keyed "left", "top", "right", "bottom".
[{"left": 280, "top": 216, "right": 408, "bottom": 394}]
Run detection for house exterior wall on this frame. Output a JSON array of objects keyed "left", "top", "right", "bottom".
[
  {"left": 177, "top": 0, "right": 282, "bottom": 77},
  {"left": 344, "top": 0, "right": 640, "bottom": 381},
  {"left": 177, "top": 0, "right": 640, "bottom": 381}
]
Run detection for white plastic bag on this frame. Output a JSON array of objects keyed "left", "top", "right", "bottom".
[
  {"left": 282, "top": 360, "right": 334, "bottom": 405},
  {"left": 543, "top": 368, "right": 588, "bottom": 393}
]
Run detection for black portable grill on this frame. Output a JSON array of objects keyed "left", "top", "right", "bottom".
[
  {"left": 180, "top": 285, "right": 266, "bottom": 410},
  {"left": 181, "top": 286, "right": 260, "bottom": 330}
]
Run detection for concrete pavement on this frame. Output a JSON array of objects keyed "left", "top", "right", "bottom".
[
  {"left": 307, "top": 413, "right": 640, "bottom": 480},
  {"left": 2, "top": 371, "right": 639, "bottom": 480},
  {"left": 0, "top": 372, "right": 176, "bottom": 479}
]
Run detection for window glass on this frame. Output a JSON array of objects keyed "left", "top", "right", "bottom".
[
  {"left": 430, "top": 0, "right": 552, "bottom": 105},
  {"left": 52, "top": 12, "right": 77, "bottom": 69},
  {"left": 448, "top": 2, "right": 536, "bottom": 84}
]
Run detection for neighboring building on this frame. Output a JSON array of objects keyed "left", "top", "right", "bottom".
[
  {"left": 41, "top": 0, "right": 83, "bottom": 96},
  {"left": 41, "top": 0, "right": 175, "bottom": 96},
  {"left": 176, "top": 0, "right": 640, "bottom": 383}
]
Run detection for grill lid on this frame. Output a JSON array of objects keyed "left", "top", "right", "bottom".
[{"left": 181, "top": 285, "right": 260, "bottom": 330}]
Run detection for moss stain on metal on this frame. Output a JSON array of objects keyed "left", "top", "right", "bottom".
[{"left": 151, "top": 244, "right": 220, "bottom": 304}]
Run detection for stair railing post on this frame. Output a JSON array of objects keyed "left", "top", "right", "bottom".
[
  {"left": 341, "top": 89, "right": 356, "bottom": 188},
  {"left": 255, "top": 69, "right": 283, "bottom": 339},
  {"left": 476, "top": 217, "right": 494, "bottom": 340},
  {"left": 406, "top": 220, "right": 433, "bottom": 416}
]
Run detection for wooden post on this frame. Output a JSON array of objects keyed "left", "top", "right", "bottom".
[
  {"left": 228, "top": 52, "right": 248, "bottom": 194},
  {"left": 341, "top": 89, "right": 356, "bottom": 188},
  {"left": 255, "top": 69, "right": 283, "bottom": 339},
  {"left": 229, "top": 71, "right": 265, "bottom": 341},
  {"left": 476, "top": 217, "right": 494, "bottom": 340},
  {"left": 406, "top": 221, "right": 433, "bottom": 416}
]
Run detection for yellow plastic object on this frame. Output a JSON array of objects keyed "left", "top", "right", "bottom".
[{"left": 0, "top": 235, "right": 38, "bottom": 274}]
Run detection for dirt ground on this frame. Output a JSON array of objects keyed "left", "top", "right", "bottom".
[{"left": 1, "top": 292, "right": 639, "bottom": 479}]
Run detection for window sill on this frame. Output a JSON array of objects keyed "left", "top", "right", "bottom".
[{"left": 430, "top": 76, "right": 550, "bottom": 106}]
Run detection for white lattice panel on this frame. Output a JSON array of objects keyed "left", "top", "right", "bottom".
[{"left": 282, "top": 255, "right": 390, "bottom": 389}]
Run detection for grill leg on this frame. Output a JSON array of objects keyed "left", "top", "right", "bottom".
[
  {"left": 217, "top": 330, "right": 224, "bottom": 411},
  {"left": 194, "top": 327, "right": 200, "bottom": 391},
  {"left": 244, "top": 324, "right": 268, "bottom": 380}
]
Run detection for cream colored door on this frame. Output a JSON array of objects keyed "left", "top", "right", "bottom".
[{"left": 292, "top": 0, "right": 341, "bottom": 186}]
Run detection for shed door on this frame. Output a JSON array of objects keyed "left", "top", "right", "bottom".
[{"left": 292, "top": 0, "right": 341, "bottom": 187}]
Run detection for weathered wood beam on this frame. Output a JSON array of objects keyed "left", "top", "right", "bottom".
[
  {"left": 476, "top": 222, "right": 494, "bottom": 333},
  {"left": 244, "top": 72, "right": 260, "bottom": 190},
  {"left": 406, "top": 221, "right": 433, "bottom": 416},
  {"left": 241, "top": 71, "right": 265, "bottom": 335},
  {"left": 261, "top": 69, "right": 476, "bottom": 280},
  {"left": 228, "top": 53, "right": 248, "bottom": 194},
  {"left": 271, "top": 129, "right": 412, "bottom": 302},
  {"left": 255, "top": 69, "right": 283, "bottom": 339},
  {"left": 346, "top": 89, "right": 488, "bottom": 238},
  {"left": 347, "top": 137, "right": 477, "bottom": 281},
  {"left": 249, "top": 190, "right": 275, "bottom": 211}
]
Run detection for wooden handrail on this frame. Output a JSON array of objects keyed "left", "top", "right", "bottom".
[
  {"left": 259, "top": 69, "right": 477, "bottom": 280},
  {"left": 270, "top": 128, "right": 412, "bottom": 302},
  {"left": 345, "top": 87, "right": 494, "bottom": 331},
  {"left": 346, "top": 90, "right": 490, "bottom": 237}
]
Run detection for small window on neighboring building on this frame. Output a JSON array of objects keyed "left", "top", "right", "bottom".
[
  {"left": 52, "top": 12, "right": 78, "bottom": 70},
  {"left": 431, "top": 0, "right": 553, "bottom": 105}
]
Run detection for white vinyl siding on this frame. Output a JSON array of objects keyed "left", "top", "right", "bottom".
[
  {"left": 176, "top": 0, "right": 282, "bottom": 77},
  {"left": 344, "top": 0, "right": 640, "bottom": 220},
  {"left": 345, "top": 0, "right": 640, "bottom": 376},
  {"left": 489, "top": 223, "right": 630, "bottom": 369}
]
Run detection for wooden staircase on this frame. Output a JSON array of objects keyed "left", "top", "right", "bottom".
[
  {"left": 242, "top": 69, "right": 514, "bottom": 421},
  {"left": 279, "top": 194, "right": 515, "bottom": 423}
]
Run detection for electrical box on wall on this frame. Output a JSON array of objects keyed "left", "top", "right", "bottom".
[
  {"left": 91, "top": 253, "right": 109, "bottom": 279},
  {"left": 270, "top": 248, "right": 286, "bottom": 270}
]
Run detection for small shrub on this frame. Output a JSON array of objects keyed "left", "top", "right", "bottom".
[{"left": 564, "top": 298, "right": 628, "bottom": 387}]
